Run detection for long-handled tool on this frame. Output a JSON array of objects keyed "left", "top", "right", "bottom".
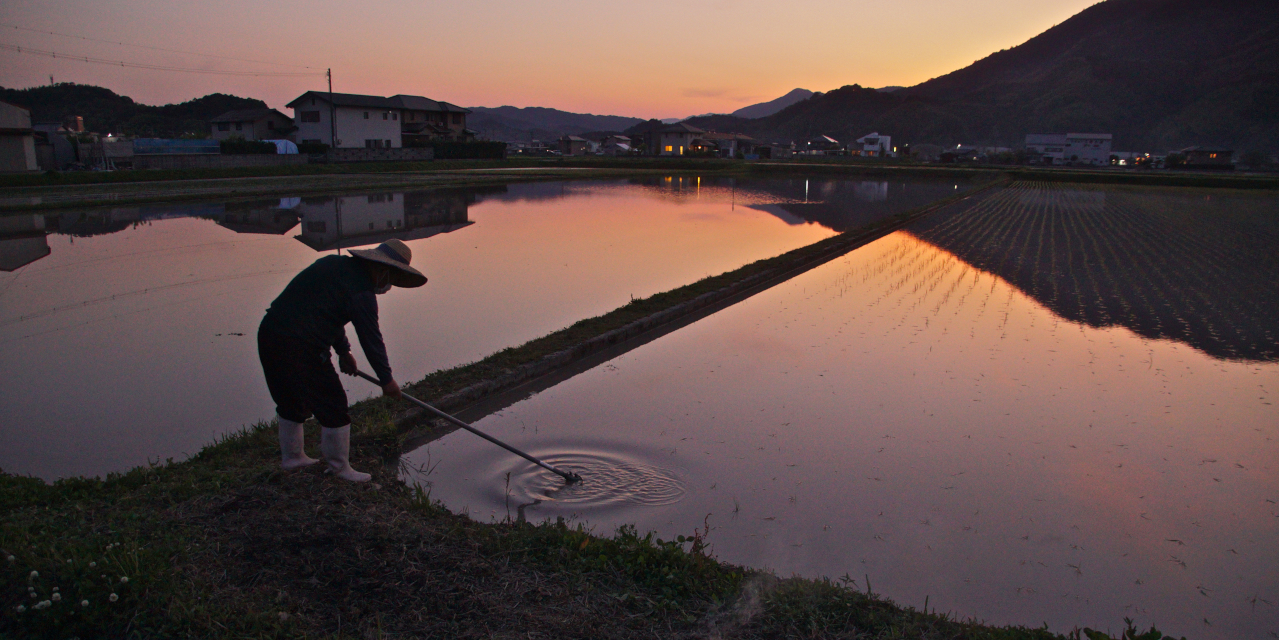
[{"left": 354, "top": 370, "right": 582, "bottom": 484}]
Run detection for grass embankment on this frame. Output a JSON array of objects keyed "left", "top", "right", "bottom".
[{"left": 2, "top": 178, "right": 1185, "bottom": 639}]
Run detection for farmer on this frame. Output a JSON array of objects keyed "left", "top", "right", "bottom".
[{"left": 257, "top": 238, "right": 426, "bottom": 482}]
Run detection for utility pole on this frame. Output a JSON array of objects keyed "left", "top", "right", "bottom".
[{"left": 327, "top": 68, "right": 337, "bottom": 148}]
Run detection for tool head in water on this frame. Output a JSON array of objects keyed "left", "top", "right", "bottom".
[{"left": 564, "top": 471, "right": 583, "bottom": 484}]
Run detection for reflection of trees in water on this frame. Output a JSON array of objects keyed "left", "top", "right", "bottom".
[{"left": 906, "top": 182, "right": 1279, "bottom": 362}]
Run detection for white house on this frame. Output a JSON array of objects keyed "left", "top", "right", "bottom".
[
  {"left": 652, "top": 123, "right": 703, "bottom": 156},
  {"left": 1024, "top": 133, "right": 1112, "bottom": 166},
  {"left": 287, "top": 92, "right": 404, "bottom": 149},
  {"left": 852, "top": 132, "right": 893, "bottom": 158}
]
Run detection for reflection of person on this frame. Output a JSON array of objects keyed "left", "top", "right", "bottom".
[{"left": 257, "top": 239, "right": 426, "bottom": 482}]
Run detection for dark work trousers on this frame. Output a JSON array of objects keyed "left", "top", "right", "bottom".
[{"left": 258, "top": 326, "right": 351, "bottom": 429}]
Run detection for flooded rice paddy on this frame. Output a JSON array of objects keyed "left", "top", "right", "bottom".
[
  {"left": 403, "top": 182, "right": 1279, "bottom": 639},
  {"left": 0, "top": 175, "right": 959, "bottom": 480}
]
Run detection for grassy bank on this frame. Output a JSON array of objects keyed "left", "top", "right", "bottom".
[
  {"left": 2, "top": 179, "right": 1186, "bottom": 639},
  {"left": 0, "top": 423, "right": 1180, "bottom": 639}
]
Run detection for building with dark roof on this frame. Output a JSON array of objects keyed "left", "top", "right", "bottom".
[
  {"left": 1179, "top": 146, "right": 1234, "bottom": 169},
  {"left": 286, "top": 91, "right": 472, "bottom": 149},
  {"left": 639, "top": 122, "right": 704, "bottom": 156},
  {"left": 210, "top": 108, "right": 294, "bottom": 141}
]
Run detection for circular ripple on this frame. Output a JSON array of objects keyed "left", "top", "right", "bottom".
[{"left": 505, "top": 452, "right": 686, "bottom": 508}]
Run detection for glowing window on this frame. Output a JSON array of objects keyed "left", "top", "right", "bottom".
[{"left": 665, "top": 145, "right": 673, "bottom": 152}]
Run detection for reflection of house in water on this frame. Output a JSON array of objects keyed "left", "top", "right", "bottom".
[
  {"left": 0, "top": 214, "right": 51, "bottom": 271},
  {"left": 293, "top": 190, "right": 476, "bottom": 251},
  {"left": 766, "top": 180, "right": 940, "bottom": 232},
  {"left": 908, "top": 185, "right": 1279, "bottom": 362},
  {"left": 207, "top": 199, "right": 300, "bottom": 235},
  {"left": 852, "top": 181, "right": 888, "bottom": 203}
]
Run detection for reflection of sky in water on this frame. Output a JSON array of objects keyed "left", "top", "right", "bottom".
[
  {"left": 405, "top": 184, "right": 1278, "bottom": 639},
  {"left": 7, "top": 176, "right": 959, "bottom": 479}
]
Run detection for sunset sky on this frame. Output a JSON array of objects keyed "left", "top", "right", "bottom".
[{"left": 1, "top": 0, "right": 1098, "bottom": 118}]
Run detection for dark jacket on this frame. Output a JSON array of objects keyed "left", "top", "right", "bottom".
[{"left": 259, "top": 255, "right": 393, "bottom": 384}]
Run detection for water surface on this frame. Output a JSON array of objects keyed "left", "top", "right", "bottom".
[
  {"left": 404, "top": 183, "right": 1278, "bottom": 639},
  {"left": 0, "top": 176, "right": 958, "bottom": 479}
]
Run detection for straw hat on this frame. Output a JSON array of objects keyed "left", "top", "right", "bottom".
[{"left": 349, "top": 239, "right": 427, "bottom": 288}]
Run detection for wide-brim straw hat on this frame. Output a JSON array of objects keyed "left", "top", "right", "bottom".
[{"left": 349, "top": 239, "right": 427, "bottom": 288}]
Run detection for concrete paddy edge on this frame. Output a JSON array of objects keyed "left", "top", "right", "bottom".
[{"left": 0, "top": 177, "right": 1188, "bottom": 640}]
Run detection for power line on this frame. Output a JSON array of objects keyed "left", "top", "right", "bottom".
[
  {"left": 0, "top": 22, "right": 317, "bottom": 69},
  {"left": 0, "top": 43, "right": 325, "bottom": 77}
]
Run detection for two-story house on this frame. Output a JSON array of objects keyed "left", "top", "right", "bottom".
[
  {"left": 288, "top": 92, "right": 403, "bottom": 149},
  {"left": 287, "top": 92, "right": 472, "bottom": 149},
  {"left": 644, "top": 123, "right": 703, "bottom": 156},
  {"left": 394, "top": 95, "right": 473, "bottom": 144},
  {"left": 851, "top": 132, "right": 893, "bottom": 157}
]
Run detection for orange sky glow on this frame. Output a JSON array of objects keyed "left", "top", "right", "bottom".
[{"left": 1, "top": 0, "right": 1099, "bottom": 119}]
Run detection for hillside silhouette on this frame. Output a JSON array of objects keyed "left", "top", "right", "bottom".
[
  {"left": 0, "top": 83, "right": 266, "bottom": 138},
  {"left": 688, "top": 0, "right": 1279, "bottom": 151}
]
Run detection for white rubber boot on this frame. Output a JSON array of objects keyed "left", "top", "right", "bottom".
[
  {"left": 320, "top": 426, "right": 371, "bottom": 482},
  {"left": 278, "top": 417, "right": 319, "bottom": 470}
]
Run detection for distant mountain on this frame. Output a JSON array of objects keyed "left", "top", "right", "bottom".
[
  {"left": 899, "top": 0, "right": 1279, "bottom": 149},
  {"left": 876, "top": 86, "right": 904, "bottom": 93},
  {"left": 731, "top": 89, "right": 814, "bottom": 119},
  {"left": 691, "top": 0, "right": 1279, "bottom": 152},
  {"left": 467, "top": 106, "right": 644, "bottom": 142},
  {"left": 0, "top": 83, "right": 265, "bottom": 138}
]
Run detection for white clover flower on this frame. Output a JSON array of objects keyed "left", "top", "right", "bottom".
[
  {"left": 15, "top": 605, "right": 25, "bottom": 613},
  {"left": 51, "top": 593, "right": 61, "bottom": 602},
  {"left": 33, "top": 600, "right": 51, "bottom": 610},
  {"left": 6, "top": 555, "right": 13, "bottom": 562},
  {"left": 89, "top": 562, "right": 96, "bottom": 568},
  {"left": 100, "top": 574, "right": 106, "bottom": 579},
  {"left": 29, "top": 570, "right": 38, "bottom": 579},
  {"left": 52, "top": 587, "right": 59, "bottom": 592},
  {"left": 81, "top": 600, "right": 89, "bottom": 607},
  {"left": 108, "top": 593, "right": 118, "bottom": 603},
  {"left": 30, "top": 592, "right": 37, "bottom": 598},
  {"left": 66, "top": 559, "right": 72, "bottom": 564},
  {"left": 120, "top": 576, "right": 129, "bottom": 584}
]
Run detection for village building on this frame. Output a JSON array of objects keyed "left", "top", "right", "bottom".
[
  {"left": 803, "top": 135, "right": 841, "bottom": 155},
  {"left": 287, "top": 92, "right": 473, "bottom": 149},
  {"left": 1024, "top": 133, "right": 1112, "bottom": 166},
  {"left": 601, "top": 135, "right": 632, "bottom": 156},
  {"left": 1179, "top": 146, "right": 1234, "bottom": 169},
  {"left": 0, "top": 101, "right": 39, "bottom": 172},
  {"left": 698, "top": 131, "right": 755, "bottom": 158},
  {"left": 558, "top": 135, "right": 590, "bottom": 156},
  {"left": 642, "top": 122, "right": 703, "bottom": 156},
  {"left": 393, "top": 95, "right": 473, "bottom": 145},
  {"left": 210, "top": 108, "right": 295, "bottom": 141},
  {"left": 850, "top": 132, "right": 893, "bottom": 158}
]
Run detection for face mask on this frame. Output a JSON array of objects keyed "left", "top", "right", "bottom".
[{"left": 373, "top": 269, "right": 392, "bottom": 295}]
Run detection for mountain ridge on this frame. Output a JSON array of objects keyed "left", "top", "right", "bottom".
[
  {"left": 684, "top": 0, "right": 1279, "bottom": 151},
  {"left": 731, "top": 89, "right": 814, "bottom": 119}
]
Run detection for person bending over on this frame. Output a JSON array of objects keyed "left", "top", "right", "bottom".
[{"left": 257, "top": 238, "right": 426, "bottom": 482}]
